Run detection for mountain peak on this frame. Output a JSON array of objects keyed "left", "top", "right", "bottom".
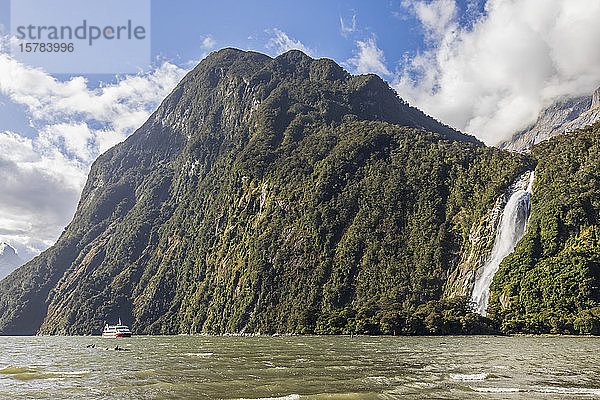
[
  {"left": 0, "top": 243, "right": 16, "bottom": 257},
  {"left": 0, "top": 47, "right": 483, "bottom": 335},
  {"left": 501, "top": 84, "right": 600, "bottom": 151},
  {"left": 163, "top": 48, "right": 478, "bottom": 145},
  {"left": 0, "top": 243, "right": 21, "bottom": 281},
  {"left": 276, "top": 49, "right": 312, "bottom": 61}
]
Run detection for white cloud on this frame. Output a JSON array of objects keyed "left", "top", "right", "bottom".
[
  {"left": 395, "top": 0, "right": 600, "bottom": 145},
  {"left": 0, "top": 48, "right": 188, "bottom": 262},
  {"left": 340, "top": 13, "right": 357, "bottom": 37},
  {"left": 405, "top": 0, "right": 458, "bottom": 42},
  {"left": 0, "top": 54, "right": 185, "bottom": 135},
  {"left": 38, "top": 122, "right": 95, "bottom": 162},
  {"left": 0, "top": 130, "right": 84, "bottom": 260},
  {"left": 266, "top": 28, "right": 314, "bottom": 57},
  {"left": 201, "top": 35, "right": 217, "bottom": 50},
  {"left": 346, "top": 36, "right": 391, "bottom": 77}
]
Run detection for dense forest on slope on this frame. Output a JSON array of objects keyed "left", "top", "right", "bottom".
[
  {"left": 489, "top": 121, "right": 600, "bottom": 334},
  {"left": 128, "top": 123, "right": 526, "bottom": 336},
  {"left": 0, "top": 48, "right": 529, "bottom": 335},
  {"left": 4, "top": 48, "right": 600, "bottom": 337}
]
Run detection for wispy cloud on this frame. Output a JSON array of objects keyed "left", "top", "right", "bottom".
[
  {"left": 395, "top": 0, "right": 600, "bottom": 144},
  {"left": 340, "top": 13, "right": 357, "bottom": 37},
  {"left": 201, "top": 35, "right": 217, "bottom": 50},
  {"left": 346, "top": 36, "right": 391, "bottom": 77},
  {"left": 0, "top": 52, "right": 186, "bottom": 157},
  {"left": 265, "top": 28, "right": 314, "bottom": 57},
  {"left": 0, "top": 46, "right": 188, "bottom": 261}
]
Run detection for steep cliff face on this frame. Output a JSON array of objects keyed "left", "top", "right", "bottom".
[
  {"left": 592, "top": 87, "right": 600, "bottom": 109},
  {"left": 0, "top": 48, "right": 526, "bottom": 336},
  {"left": 501, "top": 86, "right": 600, "bottom": 152},
  {"left": 445, "top": 172, "right": 534, "bottom": 302},
  {"left": 445, "top": 191, "right": 506, "bottom": 298},
  {"left": 489, "top": 122, "right": 600, "bottom": 334},
  {"left": 447, "top": 122, "right": 600, "bottom": 335}
]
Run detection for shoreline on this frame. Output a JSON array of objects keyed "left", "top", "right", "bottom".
[{"left": 23, "top": 332, "right": 600, "bottom": 338}]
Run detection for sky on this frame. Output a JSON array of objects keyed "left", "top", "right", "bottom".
[{"left": 0, "top": 0, "right": 600, "bottom": 262}]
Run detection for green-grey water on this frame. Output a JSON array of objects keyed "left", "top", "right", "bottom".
[{"left": 1, "top": 335, "right": 600, "bottom": 399}]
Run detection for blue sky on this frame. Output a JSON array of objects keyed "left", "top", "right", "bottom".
[
  {"left": 0, "top": 0, "right": 599, "bottom": 262},
  {"left": 1, "top": 0, "right": 482, "bottom": 81},
  {"left": 148, "top": 0, "right": 426, "bottom": 66},
  {"left": 0, "top": 0, "right": 475, "bottom": 139}
]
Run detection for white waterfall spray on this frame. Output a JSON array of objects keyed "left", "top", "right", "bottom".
[{"left": 471, "top": 171, "right": 535, "bottom": 315}]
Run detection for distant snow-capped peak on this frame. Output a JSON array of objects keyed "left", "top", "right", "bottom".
[
  {"left": 0, "top": 242, "right": 15, "bottom": 256},
  {"left": 0, "top": 242, "right": 21, "bottom": 263}
]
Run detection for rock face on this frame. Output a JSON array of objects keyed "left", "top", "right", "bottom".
[
  {"left": 445, "top": 195, "right": 505, "bottom": 298},
  {"left": 0, "top": 48, "right": 525, "bottom": 336},
  {"left": 501, "top": 86, "right": 600, "bottom": 152},
  {"left": 487, "top": 123, "right": 600, "bottom": 334},
  {"left": 445, "top": 171, "right": 533, "bottom": 301},
  {"left": 0, "top": 243, "right": 22, "bottom": 281},
  {"left": 592, "top": 87, "right": 600, "bottom": 109}
]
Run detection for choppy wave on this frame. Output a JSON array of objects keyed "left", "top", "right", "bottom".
[
  {"left": 185, "top": 352, "right": 213, "bottom": 357},
  {"left": 1, "top": 335, "right": 600, "bottom": 399},
  {"left": 240, "top": 395, "right": 300, "bottom": 400},
  {"left": 60, "top": 370, "right": 91, "bottom": 376},
  {"left": 134, "top": 368, "right": 156, "bottom": 378},
  {"left": 8, "top": 370, "right": 91, "bottom": 381},
  {"left": 364, "top": 376, "right": 398, "bottom": 385},
  {"left": 450, "top": 373, "right": 488, "bottom": 381},
  {"left": 241, "top": 395, "right": 381, "bottom": 400},
  {"left": 470, "top": 387, "right": 523, "bottom": 393},
  {"left": 0, "top": 366, "right": 39, "bottom": 374},
  {"left": 537, "top": 387, "right": 600, "bottom": 395},
  {"left": 471, "top": 386, "right": 600, "bottom": 395}
]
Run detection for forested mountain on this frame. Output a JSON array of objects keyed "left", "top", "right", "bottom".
[
  {"left": 489, "top": 121, "right": 600, "bottom": 334},
  {"left": 0, "top": 48, "right": 598, "bottom": 336}
]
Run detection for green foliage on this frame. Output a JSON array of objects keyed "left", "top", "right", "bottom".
[
  {"left": 313, "top": 297, "right": 496, "bottom": 335},
  {"left": 489, "top": 121, "right": 600, "bottom": 334},
  {"left": 0, "top": 48, "right": 526, "bottom": 335}
]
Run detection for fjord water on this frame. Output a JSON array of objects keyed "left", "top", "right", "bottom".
[
  {"left": 471, "top": 171, "right": 535, "bottom": 315},
  {"left": 1, "top": 335, "right": 600, "bottom": 399}
]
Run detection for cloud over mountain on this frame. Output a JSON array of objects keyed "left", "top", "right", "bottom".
[
  {"left": 394, "top": 0, "right": 600, "bottom": 144},
  {"left": 0, "top": 47, "right": 187, "bottom": 261}
]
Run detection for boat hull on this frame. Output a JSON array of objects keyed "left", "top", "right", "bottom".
[{"left": 102, "top": 333, "right": 132, "bottom": 338}]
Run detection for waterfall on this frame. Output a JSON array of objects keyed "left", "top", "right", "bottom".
[{"left": 471, "top": 171, "right": 535, "bottom": 315}]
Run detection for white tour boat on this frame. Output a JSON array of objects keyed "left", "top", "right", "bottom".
[{"left": 102, "top": 318, "right": 132, "bottom": 338}]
